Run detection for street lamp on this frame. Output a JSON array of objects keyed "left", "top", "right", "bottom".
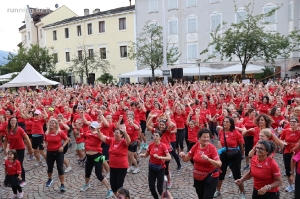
[{"left": 196, "top": 59, "right": 201, "bottom": 81}]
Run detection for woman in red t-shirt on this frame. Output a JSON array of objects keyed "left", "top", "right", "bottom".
[
  {"left": 140, "top": 130, "right": 171, "bottom": 199},
  {"left": 257, "top": 96, "right": 272, "bottom": 115},
  {"left": 179, "top": 128, "right": 221, "bottom": 199},
  {"left": 0, "top": 114, "right": 7, "bottom": 151},
  {"left": 3, "top": 117, "right": 33, "bottom": 187},
  {"left": 44, "top": 118, "right": 69, "bottom": 192},
  {"left": 98, "top": 125, "right": 130, "bottom": 195},
  {"left": 173, "top": 102, "right": 186, "bottom": 153},
  {"left": 235, "top": 140, "right": 282, "bottom": 199}
]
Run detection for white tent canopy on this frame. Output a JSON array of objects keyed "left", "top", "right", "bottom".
[
  {"left": 118, "top": 68, "right": 164, "bottom": 78},
  {"left": 0, "top": 63, "right": 59, "bottom": 87},
  {"left": 183, "top": 66, "right": 218, "bottom": 76},
  {"left": 214, "top": 64, "right": 264, "bottom": 75}
]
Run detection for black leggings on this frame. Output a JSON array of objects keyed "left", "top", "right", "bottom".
[
  {"left": 46, "top": 151, "right": 64, "bottom": 175},
  {"left": 219, "top": 152, "right": 242, "bottom": 180},
  {"left": 209, "top": 121, "right": 218, "bottom": 137},
  {"left": 140, "top": 120, "right": 146, "bottom": 134},
  {"left": 188, "top": 142, "right": 196, "bottom": 164},
  {"left": 85, "top": 153, "right": 104, "bottom": 181},
  {"left": 148, "top": 167, "right": 165, "bottom": 199},
  {"left": 12, "top": 185, "right": 22, "bottom": 194},
  {"left": 295, "top": 168, "right": 300, "bottom": 199},
  {"left": 185, "top": 125, "right": 189, "bottom": 149},
  {"left": 283, "top": 153, "right": 292, "bottom": 177},
  {"left": 110, "top": 168, "right": 127, "bottom": 193},
  {"left": 170, "top": 142, "right": 181, "bottom": 167},
  {"left": 244, "top": 136, "right": 254, "bottom": 157},
  {"left": 252, "top": 189, "right": 279, "bottom": 199},
  {"left": 16, "top": 149, "right": 25, "bottom": 182},
  {"left": 176, "top": 128, "right": 185, "bottom": 150},
  {"left": 194, "top": 177, "right": 218, "bottom": 199},
  {"left": 165, "top": 161, "right": 170, "bottom": 176}
]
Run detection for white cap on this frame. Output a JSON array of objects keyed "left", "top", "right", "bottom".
[{"left": 90, "top": 121, "right": 100, "bottom": 128}]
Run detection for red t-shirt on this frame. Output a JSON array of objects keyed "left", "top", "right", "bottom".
[
  {"left": 173, "top": 113, "right": 185, "bottom": 129},
  {"left": 188, "top": 126, "right": 199, "bottom": 143},
  {"left": 24, "top": 118, "right": 33, "bottom": 132},
  {"left": 74, "top": 128, "right": 84, "bottom": 143},
  {"left": 251, "top": 155, "right": 281, "bottom": 192},
  {"left": 147, "top": 142, "right": 169, "bottom": 168},
  {"left": 271, "top": 115, "right": 285, "bottom": 129},
  {"left": 0, "top": 121, "right": 7, "bottom": 136},
  {"left": 5, "top": 159, "right": 22, "bottom": 175},
  {"left": 105, "top": 137, "right": 128, "bottom": 168},
  {"left": 31, "top": 118, "right": 46, "bottom": 135},
  {"left": 125, "top": 121, "right": 140, "bottom": 143},
  {"left": 83, "top": 130, "right": 103, "bottom": 154},
  {"left": 44, "top": 131, "right": 68, "bottom": 151},
  {"left": 280, "top": 128, "right": 300, "bottom": 154},
  {"left": 219, "top": 129, "right": 244, "bottom": 148},
  {"left": 100, "top": 123, "right": 116, "bottom": 138},
  {"left": 188, "top": 143, "right": 220, "bottom": 177},
  {"left": 258, "top": 104, "right": 271, "bottom": 114},
  {"left": 243, "top": 117, "right": 256, "bottom": 130},
  {"left": 5, "top": 127, "right": 27, "bottom": 150}
]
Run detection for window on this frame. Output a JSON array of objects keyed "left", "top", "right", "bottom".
[
  {"left": 77, "top": 25, "right": 82, "bottom": 36},
  {"left": 263, "top": 6, "right": 276, "bottom": 23},
  {"left": 24, "top": 35, "right": 27, "bottom": 42},
  {"left": 187, "top": 0, "right": 197, "bottom": 7},
  {"left": 236, "top": 10, "right": 246, "bottom": 23},
  {"left": 65, "top": 52, "right": 70, "bottom": 62},
  {"left": 211, "top": 0, "right": 220, "bottom": 3},
  {"left": 28, "top": 32, "right": 30, "bottom": 40},
  {"left": 78, "top": 50, "right": 83, "bottom": 61},
  {"left": 210, "top": 14, "right": 221, "bottom": 31},
  {"left": 40, "top": 29, "right": 42, "bottom": 39},
  {"left": 53, "top": 30, "right": 57, "bottom": 40},
  {"left": 99, "top": 21, "right": 105, "bottom": 33},
  {"left": 53, "top": 53, "right": 58, "bottom": 63},
  {"left": 187, "top": 44, "right": 197, "bottom": 59},
  {"left": 88, "top": 49, "right": 94, "bottom": 59},
  {"left": 149, "top": 0, "right": 158, "bottom": 12},
  {"left": 289, "top": 3, "right": 293, "bottom": 21},
  {"left": 65, "top": 28, "right": 69, "bottom": 38},
  {"left": 187, "top": 18, "right": 197, "bottom": 33},
  {"left": 168, "top": 0, "right": 178, "bottom": 10},
  {"left": 87, "top": 23, "right": 92, "bottom": 35},
  {"left": 119, "top": 18, "right": 126, "bottom": 30},
  {"left": 169, "top": 20, "right": 178, "bottom": 34},
  {"left": 120, "top": 46, "right": 127, "bottom": 58},
  {"left": 100, "top": 48, "right": 107, "bottom": 59}
]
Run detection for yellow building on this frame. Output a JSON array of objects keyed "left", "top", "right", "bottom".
[
  {"left": 43, "top": 5, "right": 136, "bottom": 84},
  {"left": 19, "top": 5, "right": 78, "bottom": 48}
]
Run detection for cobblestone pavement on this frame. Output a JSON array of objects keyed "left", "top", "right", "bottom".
[{"left": 0, "top": 134, "right": 295, "bottom": 199}]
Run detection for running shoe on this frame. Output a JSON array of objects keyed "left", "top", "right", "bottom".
[
  {"left": 167, "top": 181, "right": 172, "bottom": 189},
  {"left": 20, "top": 181, "right": 26, "bottom": 188},
  {"left": 80, "top": 183, "right": 90, "bottom": 192},
  {"left": 144, "top": 143, "right": 149, "bottom": 149},
  {"left": 132, "top": 167, "right": 140, "bottom": 174},
  {"left": 213, "top": 190, "right": 221, "bottom": 198},
  {"left": 10, "top": 194, "right": 17, "bottom": 199},
  {"left": 106, "top": 190, "right": 114, "bottom": 198},
  {"left": 60, "top": 184, "right": 66, "bottom": 192},
  {"left": 240, "top": 192, "right": 246, "bottom": 199},
  {"left": 177, "top": 165, "right": 182, "bottom": 171},
  {"left": 127, "top": 166, "right": 134, "bottom": 173},
  {"left": 45, "top": 179, "right": 53, "bottom": 187},
  {"left": 27, "top": 155, "right": 34, "bottom": 161},
  {"left": 140, "top": 143, "right": 145, "bottom": 149},
  {"left": 65, "top": 166, "right": 72, "bottom": 173},
  {"left": 243, "top": 164, "right": 249, "bottom": 170},
  {"left": 18, "top": 192, "right": 24, "bottom": 199},
  {"left": 285, "top": 185, "right": 294, "bottom": 192},
  {"left": 35, "top": 161, "right": 43, "bottom": 166}
]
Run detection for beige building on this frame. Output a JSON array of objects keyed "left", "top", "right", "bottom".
[
  {"left": 19, "top": 5, "right": 78, "bottom": 48},
  {"left": 42, "top": 5, "right": 136, "bottom": 84}
]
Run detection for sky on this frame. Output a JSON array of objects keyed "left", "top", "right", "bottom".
[{"left": 0, "top": 0, "right": 135, "bottom": 52}]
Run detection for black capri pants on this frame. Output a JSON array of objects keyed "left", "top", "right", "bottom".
[
  {"left": 295, "top": 165, "right": 300, "bottom": 199},
  {"left": 252, "top": 189, "right": 279, "bottom": 199},
  {"left": 46, "top": 151, "right": 64, "bottom": 175},
  {"left": 148, "top": 167, "right": 165, "bottom": 199},
  {"left": 140, "top": 120, "right": 146, "bottom": 134},
  {"left": 219, "top": 151, "right": 242, "bottom": 180},
  {"left": 283, "top": 153, "right": 292, "bottom": 177},
  {"left": 244, "top": 136, "right": 254, "bottom": 157},
  {"left": 176, "top": 128, "right": 186, "bottom": 150},
  {"left": 85, "top": 153, "right": 105, "bottom": 181},
  {"left": 16, "top": 149, "right": 25, "bottom": 182},
  {"left": 194, "top": 177, "right": 218, "bottom": 199},
  {"left": 110, "top": 168, "right": 127, "bottom": 193},
  {"left": 101, "top": 142, "right": 109, "bottom": 160}
]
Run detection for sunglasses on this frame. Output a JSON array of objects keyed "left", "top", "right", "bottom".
[{"left": 255, "top": 147, "right": 266, "bottom": 151}]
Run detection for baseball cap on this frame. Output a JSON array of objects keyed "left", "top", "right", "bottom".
[
  {"left": 90, "top": 121, "right": 100, "bottom": 128},
  {"left": 34, "top": 110, "right": 41, "bottom": 115},
  {"left": 48, "top": 107, "right": 54, "bottom": 111}
]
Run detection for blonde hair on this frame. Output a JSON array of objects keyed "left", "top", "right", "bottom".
[
  {"left": 260, "top": 128, "right": 272, "bottom": 139},
  {"left": 46, "top": 118, "right": 61, "bottom": 135}
]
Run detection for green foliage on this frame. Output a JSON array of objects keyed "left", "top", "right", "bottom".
[
  {"left": 128, "top": 23, "right": 181, "bottom": 81},
  {"left": 254, "top": 66, "right": 274, "bottom": 81},
  {"left": 70, "top": 45, "right": 113, "bottom": 79},
  {"left": 200, "top": 2, "right": 300, "bottom": 79},
  {"left": 4, "top": 43, "right": 56, "bottom": 74},
  {"left": 97, "top": 73, "right": 114, "bottom": 84}
]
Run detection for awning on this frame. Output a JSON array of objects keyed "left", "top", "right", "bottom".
[
  {"left": 118, "top": 68, "right": 165, "bottom": 78},
  {"left": 183, "top": 66, "right": 218, "bottom": 76},
  {"left": 213, "top": 64, "right": 264, "bottom": 75}
]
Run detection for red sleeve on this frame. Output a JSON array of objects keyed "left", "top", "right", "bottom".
[
  {"left": 16, "top": 160, "right": 22, "bottom": 174},
  {"left": 19, "top": 127, "right": 26, "bottom": 137},
  {"left": 60, "top": 132, "right": 68, "bottom": 140},
  {"left": 236, "top": 130, "right": 244, "bottom": 144},
  {"left": 280, "top": 129, "right": 286, "bottom": 140},
  {"left": 105, "top": 137, "right": 113, "bottom": 145},
  {"left": 210, "top": 144, "right": 220, "bottom": 160},
  {"left": 162, "top": 143, "right": 169, "bottom": 154},
  {"left": 271, "top": 159, "right": 281, "bottom": 177}
]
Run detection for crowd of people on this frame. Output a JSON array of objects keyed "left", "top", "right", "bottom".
[{"left": 1, "top": 79, "right": 300, "bottom": 199}]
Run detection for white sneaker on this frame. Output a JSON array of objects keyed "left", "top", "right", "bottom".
[
  {"left": 286, "top": 185, "right": 294, "bottom": 193},
  {"left": 132, "top": 167, "right": 140, "bottom": 174},
  {"left": 65, "top": 166, "right": 72, "bottom": 173},
  {"left": 127, "top": 166, "right": 133, "bottom": 173},
  {"left": 240, "top": 192, "right": 246, "bottom": 199},
  {"left": 106, "top": 172, "right": 110, "bottom": 179},
  {"left": 228, "top": 172, "right": 233, "bottom": 178}
]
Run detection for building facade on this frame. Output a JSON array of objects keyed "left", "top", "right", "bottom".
[
  {"left": 136, "top": 0, "right": 300, "bottom": 79},
  {"left": 42, "top": 5, "right": 136, "bottom": 84}
]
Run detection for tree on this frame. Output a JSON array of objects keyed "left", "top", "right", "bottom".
[
  {"left": 4, "top": 43, "right": 56, "bottom": 73},
  {"left": 254, "top": 66, "right": 274, "bottom": 81},
  {"left": 97, "top": 73, "right": 115, "bottom": 84},
  {"left": 128, "top": 23, "right": 181, "bottom": 81},
  {"left": 70, "top": 45, "right": 113, "bottom": 83},
  {"left": 200, "top": 2, "right": 300, "bottom": 79}
]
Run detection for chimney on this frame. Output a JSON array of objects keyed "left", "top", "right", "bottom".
[
  {"left": 129, "top": 0, "right": 131, "bottom": 6},
  {"left": 84, "top": 8, "right": 89, "bottom": 16},
  {"left": 93, "top": 8, "right": 100, "bottom": 14}
]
